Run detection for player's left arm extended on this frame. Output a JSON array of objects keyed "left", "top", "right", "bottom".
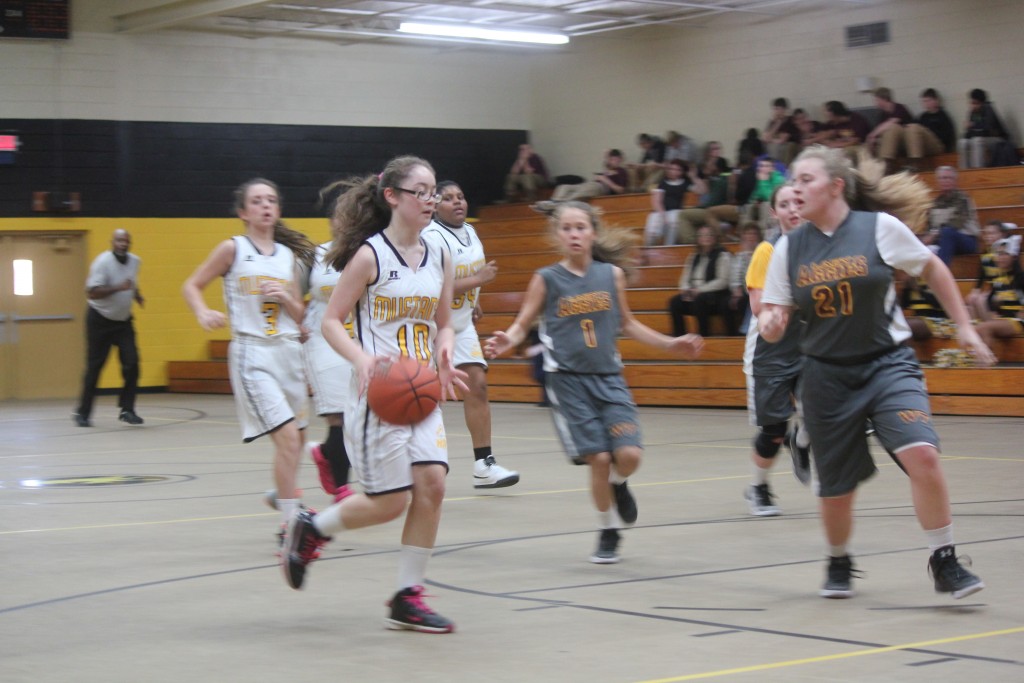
[{"left": 616, "top": 267, "right": 701, "bottom": 356}]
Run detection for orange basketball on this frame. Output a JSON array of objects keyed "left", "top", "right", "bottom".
[{"left": 367, "top": 357, "right": 442, "bottom": 426}]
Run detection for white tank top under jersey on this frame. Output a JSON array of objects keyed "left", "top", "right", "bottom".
[
  {"left": 422, "top": 219, "right": 486, "bottom": 333},
  {"left": 355, "top": 232, "right": 445, "bottom": 365},
  {"left": 223, "top": 235, "right": 300, "bottom": 340}
]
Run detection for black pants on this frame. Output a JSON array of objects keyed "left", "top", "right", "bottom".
[
  {"left": 76, "top": 307, "right": 140, "bottom": 418},
  {"left": 668, "top": 290, "right": 735, "bottom": 337}
]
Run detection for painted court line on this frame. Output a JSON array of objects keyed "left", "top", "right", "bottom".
[{"left": 633, "top": 626, "right": 1024, "bottom": 682}]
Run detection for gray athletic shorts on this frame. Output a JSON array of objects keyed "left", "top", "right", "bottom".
[
  {"left": 746, "top": 372, "right": 799, "bottom": 427},
  {"left": 801, "top": 345, "right": 939, "bottom": 497},
  {"left": 546, "top": 372, "right": 642, "bottom": 465}
]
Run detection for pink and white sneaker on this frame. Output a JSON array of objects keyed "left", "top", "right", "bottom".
[{"left": 307, "top": 442, "right": 339, "bottom": 495}]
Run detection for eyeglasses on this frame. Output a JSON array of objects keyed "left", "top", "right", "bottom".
[{"left": 394, "top": 187, "right": 441, "bottom": 203}]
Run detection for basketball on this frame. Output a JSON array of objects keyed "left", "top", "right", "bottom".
[{"left": 367, "top": 357, "right": 442, "bottom": 425}]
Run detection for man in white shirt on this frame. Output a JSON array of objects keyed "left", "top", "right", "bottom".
[{"left": 73, "top": 229, "right": 145, "bottom": 426}]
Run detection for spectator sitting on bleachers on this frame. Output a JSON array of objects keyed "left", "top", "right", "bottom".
[
  {"left": 503, "top": 143, "right": 550, "bottom": 203},
  {"left": 903, "top": 88, "right": 957, "bottom": 171},
  {"left": 742, "top": 157, "right": 786, "bottom": 234},
  {"left": 627, "top": 133, "right": 667, "bottom": 192},
  {"left": 664, "top": 131, "right": 697, "bottom": 164},
  {"left": 967, "top": 221, "right": 1019, "bottom": 318},
  {"left": 792, "top": 108, "right": 823, "bottom": 150},
  {"left": 671, "top": 153, "right": 743, "bottom": 244},
  {"left": 532, "top": 148, "right": 628, "bottom": 213},
  {"left": 958, "top": 88, "right": 1010, "bottom": 169},
  {"left": 817, "top": 100, "right": 871, "bottom": 157},
  {"left": 737, "top": 128, "right": 765, "bottom": 166},
  {"left": 729, "top": 222, "right": 761, "bottom": 334},
  {"left": 668, "top": 225, "right": 735, "bottom": 337},
  {"left": 699, "top": 141, "right": 731, "bottom": 177},
  {"left": 929, "top": 165, "right": 980, "bottom": 264},
  {"left": 761, "top": 98, "right": 801, "bottom": 165},
  {"left": 643, "top": 159, "right": 706, "bottom": 246},
  {"left": 499, "top": 145, "right": 548, "bottom": 204},
  {"left": 865, "top": 87, "right": 915, "bottom": 175},
  {"left": 901, "top": 272, "right": 954, "bottom": 341},
  {"left": 973, "top": 237, "right": 1024, "bottom": 356}
]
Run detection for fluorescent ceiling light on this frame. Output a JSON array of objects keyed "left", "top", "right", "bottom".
[{"left": 397, "top": 22, "right": 569, "bottom": 45}]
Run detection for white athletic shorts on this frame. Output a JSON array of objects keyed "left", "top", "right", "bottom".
[
  {"left": 228, "top": 336, "right": 309, "bottom": 442},
  {"left": 302, "top": 333, "right": 353, "bottom": 416},
  {"left": 344, "top": 386, "right": 449, "bottom": 495},
  {"left": 452, "top": 324, "right": 487, "bottom": 368}
]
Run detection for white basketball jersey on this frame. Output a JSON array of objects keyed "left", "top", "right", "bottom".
[
  {"left": 303, "top": 242, "right": 336, "bottom": 329},
  {"left": 423, "top": 220, "right": 486, "bottom": 333},
  {"left": 355, "top": 232, "right": 445, "bottom": 365},
  {"left": 303, "top": 241, "right": 357, "bottom": 339},
  {"left": 223, "top": 235, "right": 300, "bottom": 339}
]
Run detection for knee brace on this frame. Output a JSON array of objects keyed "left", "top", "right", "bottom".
[{"left": 754, "top": 422, "right": 787, "bottom": 459}]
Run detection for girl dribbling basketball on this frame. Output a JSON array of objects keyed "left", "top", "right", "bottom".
[{"left": 279, "top": 156, "right": 467, "bottom": 634}]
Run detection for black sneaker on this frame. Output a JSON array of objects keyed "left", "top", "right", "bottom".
[
  {"left": 820, "top": 555, "right": 859, "bottom": 598},
  {"left": 280, "top": 507, "right": 330, "bottom": 590},
  {"left": 612, "top": 482, "right": 637, "bottom": 526},
  {"left": 589, "top": 528, "right": 621, "bottom": 564},
  {"left": 119, "top": 410, "right": 144, "bottom": 425},
  {"left": 744, "top": 483, "right": 780, "bottom": 517},
  {"left": 386, "top": 586, "right": 455, "bottom": 633},
  {"left": 929, "top": 546, "right": 984, "bottom": 599},
  {"left": 785, "top": 432, "right": 811, "bottom": 485},
  {"left": 72, "top": 413, "right": 92, "bottom": 428}
]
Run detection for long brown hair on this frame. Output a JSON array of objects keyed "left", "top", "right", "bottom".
[
  {"left": 548, "top": 201, "right": 639, "bottom": 274},
  {"left": 793, "top": 146, "right": 931, "bottom": 232},
  {"left": 323, "top": 155, "right": 435, "bottom": 270},
  {"left": 233, "top": 178, "right": 316, "bottom": 267}
]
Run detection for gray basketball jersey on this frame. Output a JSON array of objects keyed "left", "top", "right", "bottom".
[
  {"left": 785, "top": 211, "right": 901, "bottom": 361},
  {"left": 539, "top": 261, "right": 622, "bottom": 374},
  {"left": 745, "top": 235, "right": 803, "bottom": 377}
]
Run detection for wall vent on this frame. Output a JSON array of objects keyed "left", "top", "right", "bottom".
[{"left": 845, "top": 21, "right": 889, "bottom": 48}]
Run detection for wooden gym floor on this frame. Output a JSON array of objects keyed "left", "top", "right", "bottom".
[{"left": 1, "top": 395, "right": 1022, "bottom": 683}]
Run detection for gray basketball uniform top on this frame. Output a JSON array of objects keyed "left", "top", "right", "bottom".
[
  {"left": 784, "top": 211, "right": 908, "bottom": 362},
  {"left": 745, "top": 234, "right": 803, "bottom": 377},
  {"left": 539, "top": 261, "right": 622, "bottom": 374}
]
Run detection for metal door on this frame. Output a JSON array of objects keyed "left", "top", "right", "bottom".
[{"left": 0, "top": 233, "right": 86, "bottom": 399}]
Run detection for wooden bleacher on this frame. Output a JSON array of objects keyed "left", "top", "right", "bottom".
[{"left": 168, "top": 161, "right": 1024, "bottom": 417}]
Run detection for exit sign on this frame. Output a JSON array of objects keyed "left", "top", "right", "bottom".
[{"left": 0, "top": 133, "right": 18, "bottom": 164}]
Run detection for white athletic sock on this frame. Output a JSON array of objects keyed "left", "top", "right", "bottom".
[
  {"left": 925, "top": 524, "right": 954, "bottom": 552},
  {"left": 751, "top": 463, "right": 770, "bottom": 486},
  {"left": 608, "top": 505, "right": 627, "bottom": 529},
  {"left": 828, "top": 544, "right": 848, "bottom": 558},
  {"left": 397, "top": 545, "right": 433, "bottom": 591},
  {"left": 608, "top": 470, "right": 627, "bottom": 485},
  {"left": 277, "top": 498, "right": 298, "bottom": 524},
  {"left": 598, "top": 507, "right": 616, "bottom": 530},
  {"left": 795, "top": 423, "right": 810, "bottom": 449},
  {"left": 312, "top": 502, "right": 345, "bottom": 536}
]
